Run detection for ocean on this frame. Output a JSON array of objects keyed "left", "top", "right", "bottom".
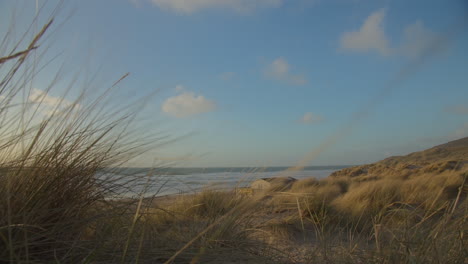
[{"left": 102, "top": 166, "right": 350, "bottom": 198}]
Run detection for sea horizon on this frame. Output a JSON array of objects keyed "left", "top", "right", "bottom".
[
  {"left": 112, "top": 165, "right": 354, "bottom": 176},
  {"left": 105, "top": 166, "right": 352, "bottom": 197}
]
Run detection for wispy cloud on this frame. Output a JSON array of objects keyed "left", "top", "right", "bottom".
[
  {"left": 453, "top": 123, "right": 468, "bottom": 139},
  {"left": 162, "top": 89, "right": 216, "bottom": 118},
  {"left": 220, "top": 71, "right": 236, "bottom": 81},
  {"left": 340, "top": 9, "right": 441, "bottom": 58},
  {"left": 298, "top": 112, "right": 323, "bottom": 124},
  {"left": 400, "top": 21, "right": 439, "bottom": 58},
  {"left": 340, "top": 9, "right": 391, "bottom": 56},
  {"left": 130, "top": 0, "right": 142, "bottom": 8},
  {"left": 154, "top": 154, "right": 199, "bottom": 162},
  {"left": 147, "top": 0, "right": 283, "bottom": 14},
  {"left": 28, "top": 88, "right": 80, "bottom": 117},
  {"left": 445, "top": 104, "right": 468, "bottom": 115},
  {"left": 265, "top": 57, "right": 307, "bottom": 85}
]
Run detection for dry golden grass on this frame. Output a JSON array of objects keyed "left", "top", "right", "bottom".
[
  {"left": 331, "top": 179, "right": 404, "bottom": 219},
  {"left": 263, "top": 167, "right": 467, "bottom": 263},
  {"left": 401, "top": 170, "right": 466, "bottom": 209}
]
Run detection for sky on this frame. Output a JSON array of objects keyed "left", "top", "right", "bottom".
[{"left": 1, "top": 0, "right": 467, "bottom": 167}]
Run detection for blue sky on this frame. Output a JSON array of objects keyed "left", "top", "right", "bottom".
[{"left": 1, "top": 0, "right": 467, "bottom": 167}]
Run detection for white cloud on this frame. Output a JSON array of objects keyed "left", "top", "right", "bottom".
[
  {"left": 340, "top": 9, "right": 391, "bottom": 56},
  {"left": 149, "top": 0, "right": 282, "bottom": 14},
  {"left": 265, "top": 57, "right": 307, "bottom": 85},
  {"left": 269, "top": 57, "right": 288, "bottom": 76},
  {"left": 29, "top": 89, "right": 70, "bottom": 108},
  {"left": 299, "top": 112, "right": 323, "bottom": 124},
  {"left": 28, "top": 88, "right": 80, "bottom": 117},
  {"left": 400, "top": 21, "right": 438, "bottom": 58},
  {"left": 162, "top": 91, "right": 216, "bottom": 118},
  {"left": 220, "top": 71, "right": 236, "bottom": 81},
  {"left": 340, "top": 10, "right": 443, "bottom": 58}
]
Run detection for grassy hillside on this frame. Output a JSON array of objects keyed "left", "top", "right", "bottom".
[{"left": 330, "top": 137, "right": 468, "bottom": 178}]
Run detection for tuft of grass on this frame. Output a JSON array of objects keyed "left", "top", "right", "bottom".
[
  {"left": 181, "top": 190, "right": 247, "bottom": 219},
  {"left": 0, "top": 12, "right": 157, "bottom": 263},
  {"left": 331, "top": 179, "right": 403, "bottom": 220}
]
